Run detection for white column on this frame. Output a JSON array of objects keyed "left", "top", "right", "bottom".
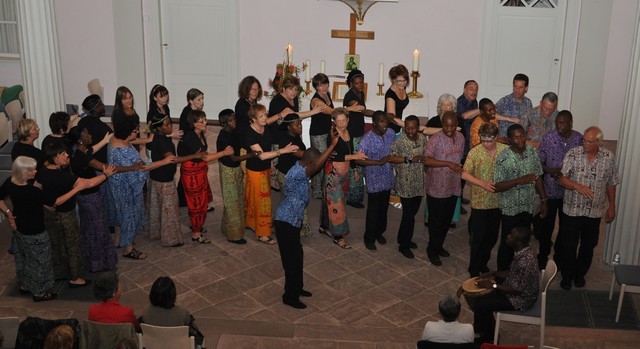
[
  {"left": 17, "top": 0, "right": 65, "bottom": 146},
  {"left": 603, "top": 6, "right": 640, "bottom": 265}
]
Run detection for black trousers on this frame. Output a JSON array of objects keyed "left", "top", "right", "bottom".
[
  {"left": 274, "top": 220, "right": 304, "bottom": 301},
  {"left": 498, "top": 212, "right": 532, "bottom": 271},
  {"left": 468, "top": 208, "right": 501, "bottom": 276},
  {"left": 559, "top": 215, "right": 601, "bottom": 282},
  {"left": 397, "top": 196, "right": 422, "bottom": 250},
  {"left": 538, "top": 198, "right": 565, "bottom": 269},
  {"left": 364, "top": 190, "right": 391, "bottom": 243},
  {"left": 426, "top": 195, "right": 457, "bottom": 257},
  {"left": 473, "top": 291, "right": 515, "bottom": 342}
]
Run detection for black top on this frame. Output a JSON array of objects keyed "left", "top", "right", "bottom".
[
  {"left": 146, "top": 105, "right": 170, "bottom": 124},
  {"left": 36, "top": 166, "right": 78, "bottom": 212},
  {"left": 177, "top": 131, "right": 206, "bottom": 162},
  {"left": 0, "top": 179, "right": 55, "bottom": 235},
  {"left": 329, "top": 136, "right": 355, "bottom": 166},
  {"left": 179, "top": 105, "right": 193, "bottom": 132},
  {"left": 309, "top": 92, "right": 334, "bottom": 136},
  {"left": 216, "top": 129, "right": 241, "bottom": 168},
  {"left": 268, "top": 93, "right": 298, "bottom": 137},
  {"left": 384, "top": 88, "right": 409, "bottom": 133},
  {"left": 149, "top": 133, "right": 177, "bottom": 182},
  {"left": 276, "top": 131, "right": 306, "bottom": 174},
  {"left": 234, "top": 98, "right": 252, "bottom": 150},
  {"left": 11, "top": 142, "right": 45, "bottom": 166},
  {"left": 70, "top": 149, "right": 101, "bottom": 195},
  {"left": 426, "top": 114, "right": 465, "bottom": 137},
  {"left": 41, "top": 135, "right": 71, "bottom": 154},
  {"left": 343, "top": 89, "right": 366, "bottom": 138},
  {"left": 77, "top": 116, "right": 112, "bottom": 164},
  {"left": 111, "top": 108, "right": 140, "bottom": 126},
  {"left": 245, "top": 127, "right": 273, "bottom": 172}
]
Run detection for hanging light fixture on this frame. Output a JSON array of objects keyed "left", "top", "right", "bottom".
[{"left": 331, "top": 0, "right": 399, "bottom": 25}]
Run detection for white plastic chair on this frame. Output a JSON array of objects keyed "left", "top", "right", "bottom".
[
  {"left": 0, "top": 316, "right": 20, "bottom": 349},
  {"left": 494, "top": 260, "right": 558, "bottom": 349},
  {"left": 608, "top": 264, "right": 640, "bottom": 323},
  {"left": 138, "top": 323, "right": 194, "bottom": 349}
]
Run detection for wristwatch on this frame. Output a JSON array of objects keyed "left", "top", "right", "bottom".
[{"left": 492, "top": 282, "right": 498, "bottom": 289}]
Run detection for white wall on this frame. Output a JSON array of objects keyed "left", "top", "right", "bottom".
[{"left": 0, "top": 59, "right": 22, "bottom": 86}]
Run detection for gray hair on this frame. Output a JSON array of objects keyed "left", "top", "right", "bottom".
[
  {"left": 541, "top": 91, "right": 558, "bottom": 104},
  {"left": 585, "top": 126, "right": 604, "bottom": 142},
  {"left": 437, "top": 93, "right": 457, "bottom": 116},
  {"left": 439, "top": 293, "right": 462, "bottom": 322},
  {"left": 331, "top": 107, "right": 349, "bottom": 120},
  {"left": 11, "top": 156, "right": 37, "bottom": 184}
]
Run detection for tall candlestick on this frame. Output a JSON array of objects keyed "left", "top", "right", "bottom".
[
  {"left": 412, "top": 49, "right": 420, "bottom": 71},
  {"left": 320, "top": 59, "right": 326, "bottom": 74},
  {"left": 286, "top": 43, "right": 293, "bottom": 64},
  {"left": 378, "top": 63, "right": 385, "bottom": 85},
  {"left": 305, "top": 60, "right": 311, "bottom": 81}
]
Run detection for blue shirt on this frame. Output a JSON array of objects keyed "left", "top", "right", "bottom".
[
  {"left": 358, "top": 128, "right": 396, "bottom": 193},
  {"left": 495, "top": 93, "right": 533, "bottom": 137},
  {"left": 274, "top": 162, "right": 309, "bottom": 228}
]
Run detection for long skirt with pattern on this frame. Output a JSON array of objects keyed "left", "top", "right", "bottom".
[
  {"left": 321, "top": 160, "right": 351, "bottom": 237},
  {"left": 77, "top": 191, "right": 118, "bottom": 272},
  {"left": 244, "top": 168, "right": 272, "bottom": 237},
  {"left": 13, "top": 230, "right": 55, "bottom": 294},
  {"left": 347, "top": 136, "right": 364, "bottom": 203},
  {"left": 219, "top": 164, "right": 245, "bottom": 241},
  {"left": 147, "top": 179, "right": 183, "bottom": 246},
  {"left": 43, "top": 209, "right": 85, "bottom": 281},
  {"left": 277, "top": 170, "right": 311, "bottom": 237},
  {"left": 181, "top": 160, "right": 212, "bottom": 234}
]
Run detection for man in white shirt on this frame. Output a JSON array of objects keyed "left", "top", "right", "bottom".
[{"left": 422, "top": 294, "right": 474, "bottom": 343}]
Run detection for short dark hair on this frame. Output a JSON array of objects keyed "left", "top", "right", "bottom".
[
  {"left": 149, "top": 276, "right": 177, "bottom": 309},
  {"left": 404, "top": 115, "right": 419, "bottom": 127},
  {"left": 507, "top": 123, "right": 525, "bottom": 138},
  {"left": 389, "top": 64, "right": 409, "bottom": 82},
  {"left": 148, "top": 84, "right": 169, "bottom": 112},
  {"left": 113, "top": 116, "right": 139, "bottom": 139},
  {"left": 513, "top": 73, "right": 529, "bottom": 87},
  {"left": 479, "top": 98, "right": 493, "bottom": 110},
  {"left": 371, "top": 110, "right": 386, "bottom": 123},
  {"left": 238, "top": 75, "right": 262, "bottom": 101},
  {"left": 346, "top": 69, "right": 364, "bottom": 88},
  {"left": 49, "top": 112, "right": 70, "bottom": 135},
  {"left": 301, "top": 147, "right": 321, "bottom": 163},
  {"left": 312, "top": 73, "right": 329, "bottom": 89},
  {"left": 219, "top": 109, "right": 235, "bottom": 125},
  {"left": 464, "top": 80, "right": 477, "bottom": 88},
  {"left": 510, "top": 226, "right": 532, "bottom": 245},
  {"left": 187, "top": 110, "right": 207, "bottom": 131},
  {"left": 44, "top": 142, "right": 68, "bottom": 164},
  {"left": 67, "top": 126, "right": 85, "bottom": 146},
  {"left": 441, "top": 111, "right": 458, "bottom": 125},
  {"left": 281, "top": 76, "right": 300, "bottom": 90},
  {"left": 557, "top": 110, "right": 573, "bottom": 121},
  {"left": 439, "top": 294, "right": 461, "bottom": 322},
  {"left": 94, "top": 272, "right": 119, "bottom": 302}
]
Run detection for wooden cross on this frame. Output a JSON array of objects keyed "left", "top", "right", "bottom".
[{"left": 331, "top": 13, "right": 375, "bottom": 54}]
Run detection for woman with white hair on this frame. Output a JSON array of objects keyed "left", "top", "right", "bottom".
[{"left": 0, "top": 156, "right": 91, "bottom": 302}]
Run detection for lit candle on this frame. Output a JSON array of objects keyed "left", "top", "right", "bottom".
[
  {"left": 412, "top": 49, "right": 420, "bottom": 72},
  {"left": 378, "top": 63, "right": 385, "bottom": 85},
  {"left": 305, "top": 60, "right": 311, "bottom": 81},
  {"left": 286, "top": 44, "right": 293, "bottom": 64},
  {"left": 320, "top": 59, "right": 326, "bottom": 74}
]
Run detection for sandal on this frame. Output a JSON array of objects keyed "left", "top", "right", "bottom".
[
  {"left": 33, "top": 292, "right": 57, "bottom": 302},
  {"left": 333, "top": 238, "right": 352, "bottom": 249},
  {"left": 123, "top": 248, "right": 147, "bottom": 259},
  {"left": 257, "top": 236, "right": 276, "bottom": 245},
  {"left": 319, "top": 227, "right": 333, "bottom": 238},
  {"left": 192, "top": 234, "right": 211, "bottom": 244}
]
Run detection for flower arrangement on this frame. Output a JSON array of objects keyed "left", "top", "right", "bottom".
[{"left": 264, "top": 61, "right": 308, "bottom": 104}]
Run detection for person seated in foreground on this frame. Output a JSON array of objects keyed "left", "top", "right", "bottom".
[
  {"left": 44, "top": 324, "right": 75, "bottom": 349},
  {"left": 472, "top": 226, "right": 539, "bottom": 343},
  {"left": 422, "top": 294, "right": 474, "bottom": 343},
  {"left": 140, "top": 276, "right": 204, "bottom": 348},
  {"left": 88, "top": 272, "right": 140, "bottom": 332}
]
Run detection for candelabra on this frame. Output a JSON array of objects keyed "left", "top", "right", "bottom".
[
  {"left": 377, "top": 83, "right": 384, "bottom": 96},
  {"left": 407, "top": 71, "right": 423, "bottom": 99}
]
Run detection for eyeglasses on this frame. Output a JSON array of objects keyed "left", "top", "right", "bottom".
[{"left": 395, "top": 79, "right": 408, "bottom": 84}]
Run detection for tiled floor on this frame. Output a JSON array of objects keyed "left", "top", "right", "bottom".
[{"left": 0, "top": 129, "right": 638, "bottom": 348}]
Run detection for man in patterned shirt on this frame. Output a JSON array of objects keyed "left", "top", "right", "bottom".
[
  {"left": 495, "top": 73, "right": 533, "bottom": 137},
  {"left": 463, "top": 123, "right": 506, "bottom": 276},
  {"left": 537, "top": 111, "right": 583, "bottom": 270},
  {"left": 473, "top": 226, "right": 540, "bottom": 344},
  {"left": 557, "top": 126, "right": 620, "bottom": 290},
  {"left": 494, "top": 124, "right": 547, "bottom": 271},
  {"left": 356, "top": 111, "right": 394, "bottom": 252},
  {"left": 521, "top": 92, "right": 559, "bottom": 147}
]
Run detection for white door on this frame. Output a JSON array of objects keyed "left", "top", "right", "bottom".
[
  {"left": 480, "top": 0, "right": 567, "bottom": 104},
  {"left": 160, "top": 0, "right": 238, "bottom": 119}
]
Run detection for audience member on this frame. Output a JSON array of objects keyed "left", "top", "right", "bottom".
[
  {"left": 89, "top": 272, "right": 140, "bottom": 332},
  {"left": 557, "top": 126, "right": 619, "bottom": 290},
  {"left": 495, "top": 73, "right": 533, "bottom": 137},
  {"left": 422, "top": 294, "right": 474, "bottom": 344},
  {"left": 473, "top": 226, "right": 539, "bottom": 344},
  {"left": 44, "top": 324, "right": 74, "bottom": 349},
  {"left": 114, "top": 338, "right": 138, "bottom": 349}
]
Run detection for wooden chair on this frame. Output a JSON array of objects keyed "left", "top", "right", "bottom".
[
  {"left": 0, "top": 316, "right": 20, "bottom": 349},
  {"left": 493, "top": 260, "right": 558, "bottom": 349},
  {"left": 608, "top": 264, "right": 640, "bottom": 323},
  {"left": 138, "top": 323, "right": 195, "bottom": 349}
]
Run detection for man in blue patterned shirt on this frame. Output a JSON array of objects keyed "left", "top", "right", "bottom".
[
  {"left": 274, "top": 128, "right": 339, "bottom": 309},
  {"left": 495, "top": 73, "right": 533, "bottom": 137}
]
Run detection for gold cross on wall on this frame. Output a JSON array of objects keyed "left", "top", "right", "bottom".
[{"left": 331, "top": 13, "right": 375, "bottom": 55}]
